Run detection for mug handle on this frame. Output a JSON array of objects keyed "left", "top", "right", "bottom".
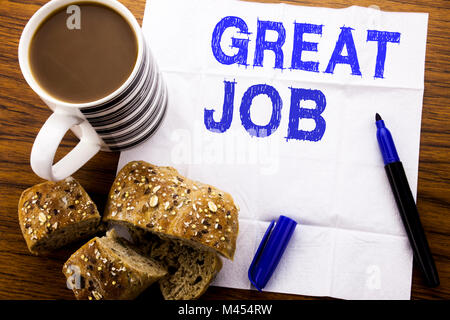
[{"left": 31, "top": 111, "right": 101, "bottom": 181}]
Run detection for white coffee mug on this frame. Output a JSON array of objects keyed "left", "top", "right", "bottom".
[{"left": 18, "top": 0, "right": 167, "bottom": 181}]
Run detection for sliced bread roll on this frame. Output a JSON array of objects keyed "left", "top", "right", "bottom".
[
  {"left": 103, "top": 161, "right": 239, "bottom": 260},
  {"left": 18, "top": 177, "right": 101, "bottom": 255},
  {"left": 158, "top": 240, "right": 222, "bottom": 300},
  {"left": 63, "top": 232, "right": 167, "bottom": 300},
  {"left": 114, "top": 224, "right": 222, "bottom": 300}
]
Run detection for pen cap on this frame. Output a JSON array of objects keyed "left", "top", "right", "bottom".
[{"left": 248, "top": 215, "right": 297, "bottom": 291}]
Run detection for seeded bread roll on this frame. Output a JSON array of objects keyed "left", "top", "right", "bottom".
[
  {"left": 103, "top": 161, "right": 239, "bottom": 260},
  {"left": 63, "top": 232, "right": 167, "bottom": 300},
  {"left": 114, "top": 224, "right": 222, "bottom": 300},
  {"left": 18, "top": 177, "right": 101, "bottom": 255}
]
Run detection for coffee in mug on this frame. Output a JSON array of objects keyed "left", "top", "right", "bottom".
[
  {"left": 19, "top": 0, "right": 167, "bottom": 181},
  {"left": 29, "top": 2, "right": 138, "bottom": 103}
]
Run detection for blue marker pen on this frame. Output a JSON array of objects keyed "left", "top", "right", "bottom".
[{"left": 376, "top": 113, "right": 439, "bottom": 287}]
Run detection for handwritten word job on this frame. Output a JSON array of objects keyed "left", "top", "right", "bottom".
[{"left": 204, "top": 16, "right": 401, "bottom": 141}]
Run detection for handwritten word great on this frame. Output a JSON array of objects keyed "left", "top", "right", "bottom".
[{"left": 204, "top": 16, "right": 401, "bottom": 141}]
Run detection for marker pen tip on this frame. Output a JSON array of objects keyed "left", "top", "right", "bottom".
[{"left": 375, "top": 113, "right": 382, "bottom": 122}]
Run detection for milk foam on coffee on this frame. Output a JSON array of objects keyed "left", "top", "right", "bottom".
[{"left": 29, "top": 2, "right": 138, "bottom": 103}]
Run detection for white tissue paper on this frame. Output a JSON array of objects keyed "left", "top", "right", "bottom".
[{"left": 119, "top": 0, "right": 429, "bottom": 299}]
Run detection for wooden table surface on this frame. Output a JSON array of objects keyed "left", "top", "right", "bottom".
[{"left": 0, "top": 0, "right": 449, "bottom": 300}]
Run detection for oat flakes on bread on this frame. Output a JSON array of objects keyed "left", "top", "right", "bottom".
[
  {"left": 18, "top": 177, "right": 101, "bottom": 255},
  {"left": 103, "top": 161, "right": 239, "bottom": 260},
  {"left": 63, "top": 230, "right": 166, "bottom": 300}
]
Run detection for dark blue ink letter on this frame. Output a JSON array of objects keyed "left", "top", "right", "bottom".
[
  {"left": 325, "top": 27, "right": 361, "bottom": 76},
  {"left": 204, "top": 80, "right": 236, "bottom": 133},
  {"left": 291, "top": 23, "right": 323, "bottom": 72},
  {"left": 211, "top": 16, "right": 250, "bottom": 66},
  {"left": 286, "top": 88, "right": 326, "bottom": 142},
  {"left": 367, "top": 30, "right": 401, "bottom": 78},
  {"left": 240, "top": 84, "right": 282, "bottom": 137},
  {"left": 253, "top": 20, "right": 286, "bottom": 69}
]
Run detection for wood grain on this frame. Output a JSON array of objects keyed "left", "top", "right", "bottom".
[{"left": 0, "top": 0, "right": 448, "bottom": 300}]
